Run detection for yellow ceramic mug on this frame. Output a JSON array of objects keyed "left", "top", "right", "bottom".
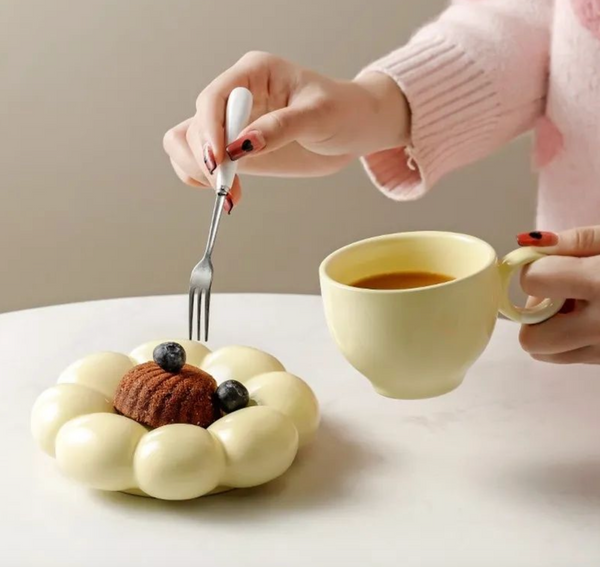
[{"left": 319, "top": 232, "right": 564, "bottom": 399}]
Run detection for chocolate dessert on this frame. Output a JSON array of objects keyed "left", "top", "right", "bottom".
[{"left": 113, "top": 342, "right": 220, "bottom": 428}]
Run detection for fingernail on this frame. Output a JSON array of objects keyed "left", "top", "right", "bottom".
[
  {"left": 203, "top": 143, "right": 216, "bottom": 175},
  {"left": 223, "top": 195, "right": 234, "bottom": 215},
  {"left": 516, "top": 231, "right": 559, "bottom": 247},
  {"left": 226, "top": 130, "right": 266, "bottom": 161},
  {"left": 559, "top": 298, "right": 576, "bottom": 314}
]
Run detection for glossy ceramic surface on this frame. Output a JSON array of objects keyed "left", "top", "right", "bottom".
[
  {"left": 31, "top": 342, "right": 319, "bottom": 501},
  {"left": 320, "top": 232, "right": 563, "bottom": 399}
]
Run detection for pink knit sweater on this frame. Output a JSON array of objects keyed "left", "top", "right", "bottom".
[{"left": 361, "top": 0, "right": 600, "bottom": 231}]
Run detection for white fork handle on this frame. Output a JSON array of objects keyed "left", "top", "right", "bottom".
[{"left": 216, "top": 87, "right": 253, "bottom": 191}]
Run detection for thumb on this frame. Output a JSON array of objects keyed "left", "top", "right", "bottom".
[
  {"left": 225, "top": 105, "right": 320, "bottom": 161},
  {"left": 517, "top": 226, "right": 600, "bottom": 257}
]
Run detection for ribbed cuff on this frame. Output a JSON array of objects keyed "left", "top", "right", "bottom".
[{"left": 359, "top": 34, "right": 501, "bottom": 200}]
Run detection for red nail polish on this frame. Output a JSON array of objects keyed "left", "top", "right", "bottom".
[
  {"left": 203, "top": 144, "right": 216, "bottom": 175},
  {"left": 226, "top": 131, "right": 266, "bottom": 161},
  {"left": 516, "top": 231, "right": 559, "bottom": 246},
  {"left": 559, "top": 298, "right": 576, "bottom": 314},
  {"left": 223, "top": 194, "right": 234, "bottom": 215}
]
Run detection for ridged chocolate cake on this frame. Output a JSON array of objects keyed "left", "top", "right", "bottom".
[{"left": 113, "top": 361, "right": 219, "bottom": 429}]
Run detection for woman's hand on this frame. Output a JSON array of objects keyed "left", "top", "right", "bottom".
[
  {"left": 517, "top": 227, "right": 600, "bottom": 364},
  {"left": 163, "top": 51, "right": 410, "bottom": 209}
]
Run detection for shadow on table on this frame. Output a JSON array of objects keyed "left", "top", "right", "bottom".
[
  {"left": 499, "top": 458, "right": 600, "bottom": 510},
  {"left": 92, "top": 418, "right": 381, "bottom": 521}
]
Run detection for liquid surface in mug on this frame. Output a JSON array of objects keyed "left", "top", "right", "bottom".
[{"left": 351, "top": 271, "right": 455, "bottom": 290}]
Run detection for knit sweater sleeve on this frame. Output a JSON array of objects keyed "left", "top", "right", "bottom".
[{"left": 359, "top": 0, "right": 552, "bottom": 200}]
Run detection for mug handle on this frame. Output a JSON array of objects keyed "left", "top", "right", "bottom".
[{"left": 498, "top": 247, "right": 565, "bottom": 324}]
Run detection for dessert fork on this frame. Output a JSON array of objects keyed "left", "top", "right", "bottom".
[{"left": 189, "top": 87, "right": 253, "bottom": 342}]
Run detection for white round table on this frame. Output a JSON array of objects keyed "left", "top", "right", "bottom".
[{"left": 2, "top": 294, "right": 599, "bottom": 566}]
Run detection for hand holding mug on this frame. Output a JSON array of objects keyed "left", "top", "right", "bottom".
[{"left": 517, "top": 227, "right": 600, "bottom": 364}]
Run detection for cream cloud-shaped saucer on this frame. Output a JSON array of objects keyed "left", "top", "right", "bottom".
[{"left": 31, "top": 341, "right": 320, "bottom": 501}]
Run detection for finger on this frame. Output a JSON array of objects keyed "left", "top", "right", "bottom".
[
  {"left": 227, "top": 175, "right": 242, "bottom": 211},
  {"left": 225, "top": 105, "right": 323, "bottom": 162},
  {"left": 170, "top": 159, "right": 207, "bottom": 188},
  {"left": 193, "top": 53, "right": 272, "bottom": 162},
  {"left": 519, "top": 306, "right": 591, "bottom": 355},
  {"left": 171, "top": 158, "right": 241, "bottom": 211},
  {"left": 226, "top": 141, "right": 351, "bottom": 177},
  {"left": 520, "top": 255, "right": 595, "bottom": 299},
  {"left": 519, "top": 226, "right": 600, "bottom": 257},
  {"left": 164, "top": 119, "right": 209, "bottom": 184},
  {"left": 194, "top": 88, "right": 227, "bottom": 165},
  {"left": 548, "top": 226, "right": 600, "bottom": 257},
  {"left": 185, "top": 120, "right": 218, "bottom": 188},
  {"left": 531, "top": 345, "right": 600, "bottom": 365}
]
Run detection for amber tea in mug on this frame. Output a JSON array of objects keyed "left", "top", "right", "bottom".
[{"left": 351, "top": 271, "right": 455, "bottom": 290}]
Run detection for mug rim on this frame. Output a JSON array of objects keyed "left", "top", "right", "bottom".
[{"left": 319, "top": 231, "right": 498, "bottom": 294}]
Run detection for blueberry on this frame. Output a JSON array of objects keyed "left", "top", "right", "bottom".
[
  {"left": 153, "top": 342, "right": 186, "bottom": 373},
  {"left": 215, "top": 380, "right": 249, "bottom": 413}
]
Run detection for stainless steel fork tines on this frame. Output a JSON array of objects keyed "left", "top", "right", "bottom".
[{"left": 188, "top": 185, "right": 229, "bottom": 342}]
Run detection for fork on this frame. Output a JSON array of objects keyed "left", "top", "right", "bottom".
[{"left": 189, "top": 87, "right": 253, "bottom": 342}]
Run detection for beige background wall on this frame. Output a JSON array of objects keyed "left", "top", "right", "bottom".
[{"left": 2, "top": 0, "right": 537, "bottom": 313}]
